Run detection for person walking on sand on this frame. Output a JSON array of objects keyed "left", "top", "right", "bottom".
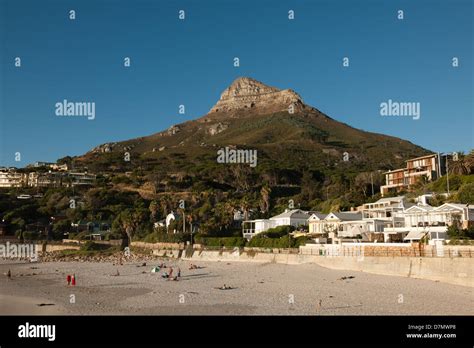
[
  {"left": 7, "top": 269, "right": 11, "bottom": 280},
  {"left": 177, "top": 268, "right": 181, "bottom": 278},
  {"left": 67, "top": 274, "right": 71, "bottom": 286}
]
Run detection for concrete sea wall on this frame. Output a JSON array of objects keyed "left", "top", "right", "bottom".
[
  {"left": 180, "top": 249, "right": 473, "bottom": 287},
  {"left": 309, "top": 255, "right": 473, "bottom": 287}
]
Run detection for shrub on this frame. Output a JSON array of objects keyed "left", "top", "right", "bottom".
[
  {"left": 194, "top": 236, "right": 246, "bottom": 248},
  {"left": 293, "top": 236, "right": 311, "bottom": 247},
  {"left": 80, "top": 241, "right": 110, "bottom": 251},
  {"left": 22, "top": 231, "right": 40, "bottom": 240},
  {"left": 71, "top": 231, "right": 90, "bottom": 240},
  {"left": 111, "top": 175, "right": 133, "bottom": 185},
  {"left": 142, "top": 231, "right": 190, "bottom": 244},
  {"left": 447, "top": 225, "right": 474, "bottom": 240},
  {"left": 260, "top": 225, "right": 295, "bottom": 238},
  {"left": 247, "top": 234, "right": 310, "bottom": 248},
  {"left": 457, "top": 183, "right": 474, "bottom": 204}
]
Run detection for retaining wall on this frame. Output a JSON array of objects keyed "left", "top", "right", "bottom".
[
  {"left": 42, "top": 244, "right": 80, "bottom": 252},
  {"left": 311, "top": 255, "right": 473, "bottom": 287},
  {"left": 181, "top": 249, "right": 473, "bottom": 287},
  {"left": 132, "top": 241, "right": 183, "bottom": 250}
]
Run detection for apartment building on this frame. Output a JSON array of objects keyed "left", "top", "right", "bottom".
[
  {"left": 381, "top": 154, "right": 448, "bottom": 196},
  {"left": 0, "top": 168, "right": 27, "bottom": 188},
  {"left": 0, "top": 168, "right": 95, "bottom": 188},
  {"left": 28, "top": 172, "right": 63, "bottom": 188},
  {"left": 67, "top": 172, "right": 96, "bottom": 186}
]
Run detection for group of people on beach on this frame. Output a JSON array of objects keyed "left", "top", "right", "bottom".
[
  {"left": 161, "top": 266, "right": 181, "bottom": 281},
  {"left": 66, "top": 274, "right": 76, "bottom": 286},
  {"left": 153, "top": 262, "right": 203, "bottom": 281}
]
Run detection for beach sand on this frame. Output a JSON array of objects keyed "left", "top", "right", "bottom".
[{"left": 0, "top": 258, "right": 472, "bottom": 315}]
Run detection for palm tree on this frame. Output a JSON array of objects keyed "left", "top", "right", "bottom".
[
  {"left": 464, "top": 150, "right": 474, "bottom": 174},
  {"left": 149, "top": 200, "right": 159, "bottom": 222},
  {"left": 240, "top": 197, "right": 251, "bottom": 221},
  {"left": 119, "top": 208, "right": 147, "bottom": 246},
  {"left": 159, "top": 195, "right": 172, "bottom": 217},
  {"left": 260, "top": 186, "right": 271, "bottom": 214},
  {"left": 448, "top": 153, "right": 470, "bottom": 175},
  {"left": 119, "top": 211, "right": 134, "bottom": 246}
]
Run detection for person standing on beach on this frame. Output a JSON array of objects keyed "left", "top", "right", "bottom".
[{"left": 7, "top": 269, "right": 11, "bottom": 280}]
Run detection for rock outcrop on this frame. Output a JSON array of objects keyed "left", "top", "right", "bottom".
[
  {"left": 209, "top": 77, "right": 305, "bottom": 115},
  {"left": 207, "top": 122, "right": 229, "bottom": 135},
  {"left": 167, "top": 125, "right": 181, "bottom": 135},
  {"left": 91, "top": 142, "right": 116, "bottom": 153}
]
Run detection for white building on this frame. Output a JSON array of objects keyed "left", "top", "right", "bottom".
[
  {"left": 306, "top": 196, "right": 474, "bottom": 244},
  {"left": 307, "top": 213, "right": 327, "bottom": 235},
  {"left": 307, "top": 212, "right": 374, "bottom": 243},
  {"left": 31, "top": 162, "right": 68, "bottom": 171},
  {"left": 243, "top": 196, "right": 473, "bottom": 244},
  {"left": 242, "top": 209, "right": 310, "bottom": 240},
  {"left": 165, "top": 211, "right": 180, "bottom": 233},
  {"left": 359, "top": 196, "right": 413, "bottom": 242},
  {"left": 382, "top": 202, "right": 474, "bottom": 242},
  {"left": 361, "top": 196, "right": 411, "bottom": 220},
  {"left": 322, "top": 212, "right": 364, "bottom": 236},
  {"left": 0, "top": 168, "right": 26, "bottom": 188},
  {"left": 269, "top": 209, "right": 310, "bottom": 227}
]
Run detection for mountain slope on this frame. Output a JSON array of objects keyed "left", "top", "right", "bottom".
[{"left": 74, "top": 77, "right": 429, "bottom": 177}]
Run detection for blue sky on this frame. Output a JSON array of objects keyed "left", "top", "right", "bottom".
[{"left": 1, "top": 0, "right": 472, "bottom": 167}]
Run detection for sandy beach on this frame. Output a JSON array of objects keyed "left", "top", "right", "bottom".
[{"left": 0, "top": 258, "right": 472, "bottom": 315}]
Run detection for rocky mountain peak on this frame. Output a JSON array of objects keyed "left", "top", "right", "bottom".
[{"left": 209, "top": 77, "right": 305, "bottom": 114}]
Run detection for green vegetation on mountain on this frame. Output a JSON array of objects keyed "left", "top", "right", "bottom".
[{"left": 2, "top": 78, "right": 472, "bottom": 244}]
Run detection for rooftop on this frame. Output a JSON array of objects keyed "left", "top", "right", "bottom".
[
  {"left": 406, "top": 153, "right": 438, "bottom": 162},
  {"left": 270, "top": 209, "right": 310, "bottom": 220}
]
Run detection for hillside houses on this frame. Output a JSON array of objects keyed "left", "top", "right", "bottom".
[
  {"left": 0, "top": 167, "right": 95, "bottom": 188},
  {"left": 380, "top": 153, "right": 449, "bottom": 196},
  {"left": 243, "top": 196, "right": 474, "bottom": 244}
]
